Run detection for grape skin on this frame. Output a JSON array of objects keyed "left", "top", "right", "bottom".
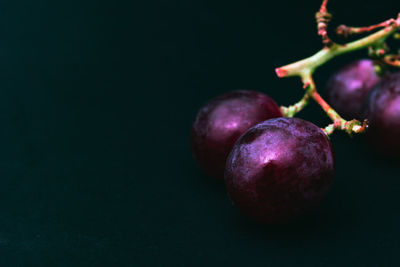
[
  {"left": 191, "top": 90, "right": 282, "bottom": 179},
  {"left": 225, "top": 117, "right": 335, "bottom": 224},
  {"left": 326, "top": 59, "right": 381, "bottom": 120},
  {"left": 364, "top": 72, "right": 400, "bottom": 158}
]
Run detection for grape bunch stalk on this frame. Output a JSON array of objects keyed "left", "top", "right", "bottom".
[
  {"left": 276, "top": 0, "right": 400, "bottom": 135},
  {"left": 191, "top": 0, "right": 400, "bottom": 224}
]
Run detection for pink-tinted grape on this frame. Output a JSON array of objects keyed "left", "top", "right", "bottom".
[
  {"left": 191, "top": 90, "right": 282, "bottom": 179},
  {"left": 326, "top": 59, "right": 381, "bottom": 120},
  {"left": 364, "top": 72, "right": 400, "bottom": 157},
  {"left": 225, "top": 117, "right": 334, "bottom": 224}
]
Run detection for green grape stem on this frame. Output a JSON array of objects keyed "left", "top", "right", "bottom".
[{"left": 276, "top": 0, "right": 400, "bottom": 136}]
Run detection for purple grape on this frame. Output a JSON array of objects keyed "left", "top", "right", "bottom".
[
  {"left": 326, "top": 59, "right": 381, "bottom": 120},
  {"left": 364, "top": 72, "right": 400, "bottom": 158},
  {"left": 191, "top": 90, "right": 282, "bottom": 179},
  {"left": 225, "top": 117, "right": 334, "bottom": 224}
]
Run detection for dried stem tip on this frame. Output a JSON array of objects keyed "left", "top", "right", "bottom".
[{"left": 316, "top": 0, "right": 333, "bottom": 46}]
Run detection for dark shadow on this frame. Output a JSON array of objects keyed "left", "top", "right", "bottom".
[{"left": 185, "top": 157, "right": 227, "bottom": 195}]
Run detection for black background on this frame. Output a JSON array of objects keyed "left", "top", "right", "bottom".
[{"left": 1, "top": 0, "right": 400, "bottom": 266}]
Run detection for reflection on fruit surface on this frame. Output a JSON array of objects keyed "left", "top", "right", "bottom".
[
  {"left": 326, "top": 59, "right": 381, "bottom": 120},
  {"left": 364, "top": 72, "right": 400, "bottom": 158},
  {"left": 191, "top": 90, "right": 282, "bottom": 179},
  {"left": 225, "top": 117, "right": 335, "bottom": 224}
]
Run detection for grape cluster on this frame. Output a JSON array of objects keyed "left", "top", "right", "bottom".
[{"left": 191, "top": 62, "right": 400, "bottom": 224}]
